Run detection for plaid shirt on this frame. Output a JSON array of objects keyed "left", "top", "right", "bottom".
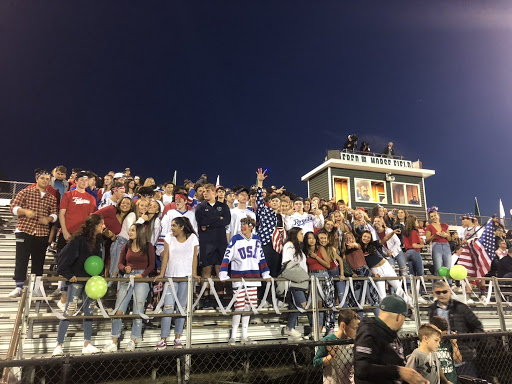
[{"left": 10, "top": 187, "right": 58, "bottom": 237}]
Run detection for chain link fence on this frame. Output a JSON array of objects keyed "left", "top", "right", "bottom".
[
  {"left": 0, "top": 180, "right": 32, "bottom": 202},
  {"left": 2, "top": 332, "right": 512, "bottom": 384}
]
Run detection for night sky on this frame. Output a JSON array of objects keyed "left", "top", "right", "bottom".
[{"left": 1, "top": 1, "right": 511, "bottom": 216}]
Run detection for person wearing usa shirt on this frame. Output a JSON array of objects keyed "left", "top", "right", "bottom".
[
  {"left": 284, "top": 197, "right": 324, "bottom": 234},
  {"left": 9, "top": 169, "right": 58, "bottom": 298}
]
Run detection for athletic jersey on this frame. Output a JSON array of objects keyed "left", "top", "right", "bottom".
[
  {"left": 157, "top": 209, "right": 198, "bottom": 256},
  {"left": 227, "top": 207, "right": 256, "bottom": 238},
  {"left": 219, "top": 233, "right": 270, "bottom": 288},
  {"left": 284, "top": 212, "right": 324, "bottom": 233}
]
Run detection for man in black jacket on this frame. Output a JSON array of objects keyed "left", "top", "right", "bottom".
[
  {"left": 428, "top": 280, "right": 483, "bottom": 377},
  {"left": 195, "top": 183, "right": 231, "bottom": 309},
  {"left": 354, "top": 294, "right": 427, "bottom": 384}
]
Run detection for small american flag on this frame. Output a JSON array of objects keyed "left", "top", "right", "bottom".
[{"left": 458, "top": 220, "right": 495, "bottom": 277}]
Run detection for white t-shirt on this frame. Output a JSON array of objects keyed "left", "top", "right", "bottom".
[
  {"left": 119, "top": 212, "right": 136, "bottom": 240},
  {"left": 227, "top": 207, "right": 256, "bottom": 238},
  {"left": 163, "top": 233, "right": 199, "bottom": 277},
  {"left": 285, "top": 212, "right": 324, "bottom": 233},
  {"left": 162, "top": 194, "right": 173, "bottom": 205},
  {"left": 281, "top": 242, "right": 308, "bottom": 272}
]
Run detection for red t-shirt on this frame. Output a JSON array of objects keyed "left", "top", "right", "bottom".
[
  {"left": 377, "top": 231, "right": 386, "bottom": 242},
  {"left": 60, "top": 190, "right": 96, "bottom": 234},
  {"left": 426, "top": 223, "right": 449, "bottom": 243},
  {"left": 403, "top": 230, "right": 421, "bottom": 250},
  {"left": 118, "top": 244, "right": 156, "bottom": 277},
  {"left": 94, "top": 205, "right": 122, "bottom": 235},
  {"left": 306, "top": 249, "right": 327, "bottom": 271}
]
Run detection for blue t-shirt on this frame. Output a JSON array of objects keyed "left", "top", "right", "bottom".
[{"left": 53, "top": 180, "right": 65, "bottom": 199}]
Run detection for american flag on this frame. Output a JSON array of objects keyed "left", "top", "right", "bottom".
[{"left": 458, "top": 220, "right": 495, "bottom": 277}]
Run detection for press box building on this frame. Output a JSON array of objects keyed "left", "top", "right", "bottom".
[{"left": 301, "top": 150, "right": 435, "bottom": 219}]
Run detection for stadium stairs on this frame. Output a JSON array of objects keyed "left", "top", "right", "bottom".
[{"left": 0, "top": 206, "right": 508, "bottom": 359}]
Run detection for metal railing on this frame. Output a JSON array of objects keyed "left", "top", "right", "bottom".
[{"left": 0, "top": 180, "right": 32, "bottom": 201}]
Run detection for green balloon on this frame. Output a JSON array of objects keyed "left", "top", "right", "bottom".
[
  {"left": 84, "top": 256, "right": 104, "bottom": 276},
  {"left": 85, "top": 276, "right": 108, "bottom": 300},
  {"left": 450, "top": 265, "right": 468, "bottom": 281},
  {"left": 438, "top": 267, "right": 450, "bottom": 277}
]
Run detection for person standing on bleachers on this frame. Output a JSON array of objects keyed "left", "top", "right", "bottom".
[{"left": 9, "top": 169, "right": 58, "bottom": 298}]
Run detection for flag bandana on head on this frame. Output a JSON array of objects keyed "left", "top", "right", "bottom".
[
  {"left": 458, "top": 220, "right": 496, "bottom": 277},
  {"left": 35, "top": 169, "right": 51, "bottom": 179}
]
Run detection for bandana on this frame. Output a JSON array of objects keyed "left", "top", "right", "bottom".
[
  {"left": 35, "top": 169, "right": 51, "bottom": 179},
  {"left": 175, "top": 193, "right": 187, "bottom": 202}
]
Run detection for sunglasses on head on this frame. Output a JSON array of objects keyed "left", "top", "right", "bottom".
[{"left": 434, "top": 290, "right": 449, "bottom": 295}]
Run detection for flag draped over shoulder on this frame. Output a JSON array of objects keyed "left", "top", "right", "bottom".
[{"left": 458, "top": 220, "right": 495, "bottom": 277}]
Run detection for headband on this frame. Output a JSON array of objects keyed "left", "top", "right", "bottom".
[
  {"left": 175, "top": 193, "right": 187, "bottom": 201},
  {"left": 35, "top": 169, "right": 51, "bottom": 179}
]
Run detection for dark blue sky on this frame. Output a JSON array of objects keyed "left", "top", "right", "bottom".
[{"left": 1, "top": 1, "right": 511, "bottom": 216}]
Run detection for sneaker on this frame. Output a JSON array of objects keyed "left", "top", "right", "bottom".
[
  {"left": 241, "top": 337, "right": 257, "bottom": 345},
  {"left": 228, "top": 338, "right": 236, "bottom": 346},
  {"left": 453, "top": 286, "right": 463, "bottom": 294},
  {"left": 82, "top": 344, "right": 100, "bottom": 354},
  {"left": 52, "top": 345, "right": 64, "bottom": 356},
  {"left": 103, "top": 340, "right": 118, "bottom": 353},
  {"left": 281, "top": 327, "right": 302, "bottom": 340},
  {"left": 8, "top": 287, "right": 22, "bottom": 298},
  {"left": 125, "top": 340, "right": 135, "bottom": 352},
  {"left": 56, "top": 300, "right": 66, "bottom": 312},
  {"left": 155, "top": 339, "right": 167, "bottom": 351},
  {"left": 416, "top": 296, "right": 428, "bottom": 305},
  {"left": 174, "top": 339, "right": 183, "bottom": 348},
  {"left": 480, "top": 295, "right": 488, "bottom": 303},
  {"left": 47, "top": 245, "right": 57, "bottom": 254},
  {"left": 466, "top": 298, "right": 475, "bottom": 304},
  {"left": 260, "top": 301, "right": 271, "bottom": 309},
  {"left": 277, "top": 300, "right": 288, "bottom": 309},
  {"left": 202, "top": 299, "right": 214, "bottom": 310}
]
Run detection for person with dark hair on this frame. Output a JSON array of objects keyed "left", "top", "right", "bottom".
[
  {"left": 103, "top": 223, "right": 155, "bottom": 352},
  {"left": 359, "top": 230, "right": 411, "bottom": 306},
  {"left": 53, "top": 214, "right": 105, "bottom": 356},
  {"left": 360, "top": 141, "right": 371, "bottom": 155},
  {"left": 9, "top": 169, "right": 58, "bottom": 297},
  {"left": 403, "top": 215, "right": 428, "bottom": 304},
  {"left": 154, "top": 217, "right": 199, "bottom": 350},
  {"left": 98, "top": 181, "right": 126, "bottom": 209},
  {"left": 95, "top": 196, "right": 136, "bottom": 279},
  {"left": 285, "top": 197, "right": 324, "bottom": 233},
  {"left": 430, "top": 316, "right": 462, "bottom": 384},
  {"left": 426, "top": 209, "right": 452, "bottom": 277},
  {"left": 162, "top": 181, "right": 175, "bottom": 205},
  {"left": 220, "top": 217, "right": 270, "bottom": 345},
  {"left": 313, "top": 310, "right": 361, "bottom": 384},
  {"left": 281, "top": 227, "right": 310, "bottom": 340},
  {"left": 195, "top": 183, "right": 231, "bottom": 309}
]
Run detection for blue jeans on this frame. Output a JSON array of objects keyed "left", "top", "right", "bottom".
[
  {"left": 57, "top": 283, "right": 94, "bottom": 344},
  {"left": 328, "top": 268, "right": 347, "bottom": 307},
  {"left": 111, "top": 270, "right": 150, "bottom": 339},
  {"left": 109, "top": 236, "right": 128, "bottom": 277},
  {"left": 406, "top": 249, "right": 424, "bottom": 276},
  {"left": 432, "top": 242, "right": 451, "bottom": 275},
  {"left": 287, "top": 289, "right": 311, "bottom": 330},
  {"left": 386, "top": 251, "right": 410, "bottom": 293},
  {"left": 161, "top": 281, "right": 188, "bottom": 338}
]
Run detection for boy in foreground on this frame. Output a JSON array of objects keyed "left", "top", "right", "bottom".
[
  {"left": 313, "top": 309, "right": 360, "bottom": 384},
  {"left": 430, "top": 316, "right": 462, "bottom": 384},
  {"left": 406, "top": 323, "right": 453, "bottom": 384}
]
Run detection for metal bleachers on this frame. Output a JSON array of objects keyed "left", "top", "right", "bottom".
[{"left": 0, "top": 204, "right": 510, "bottom": 360}]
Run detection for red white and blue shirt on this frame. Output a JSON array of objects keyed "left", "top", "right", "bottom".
[{"left": 219, "top": 233, "right": 270, "bottom": 288}]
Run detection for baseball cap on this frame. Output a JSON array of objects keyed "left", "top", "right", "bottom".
[
  {"left": 236, "top": 187, "right": 249, "bottom": 195},
  {"left": 114, "top": 172, "right": 124, "bottom": 179},
  {"left": 379, "top": 294, "right": 408, "bottom": 316},
  {"left": 154, "top": 187, "right": 164, "bottom": 193},
  {"left": 216, "top": 185, "right": 225, "bottom": 191}
]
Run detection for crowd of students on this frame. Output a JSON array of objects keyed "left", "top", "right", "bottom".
[{"left": 7, "top": 166, "right": 508, "bottom": 361}]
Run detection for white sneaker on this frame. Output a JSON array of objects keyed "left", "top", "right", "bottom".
[
  {"left": 241, "top": 337, "right": 257, "bottom": 345},
  {"left": 8, "top": 287, "right": 22, "bottom": 298},
  {"left": 416, "top": 296, "right": 428, "bottom": 305},
  {"left": 103, "top": 341, "right": 118, "bottom": 353},
  {"left": 125, "top": 340, "right": 135, "bottom": 352},
  {"left": 52, "top": 345, "right": 64, "bottom": 356},
  {"left": 56, "top": 300, "right": 66, "bottom": 312},
  {"left": 466, "top": 299, "right": 475, "bottom": 304},
  {"left": 480, "top": 295, "right": 488, "bottom": 303},
  {"left": 228, "top": 338, "right": 236, "bottom": 346},
  {"left": 82, "top": 344, "right": 100, "bottom": 354},
  {"left": 277, "top": 300, "right": 288, "bottom": 309},
  {"left": 282, "top": 327, "right": 302, "bottom": 340}
]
